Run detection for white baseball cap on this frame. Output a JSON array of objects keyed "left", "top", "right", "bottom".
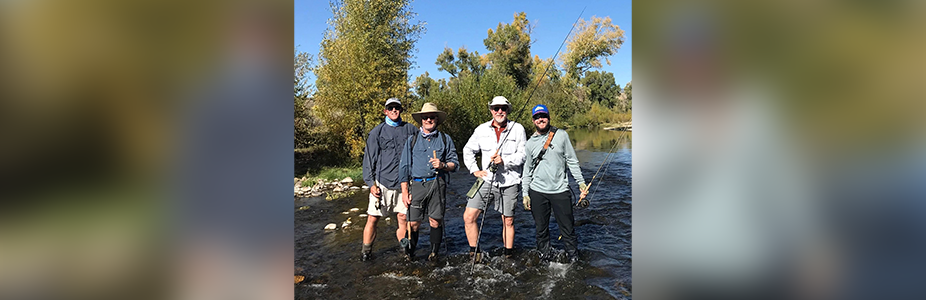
[{"left": 385, "top": 98, "right": 401, "bottom": 106}]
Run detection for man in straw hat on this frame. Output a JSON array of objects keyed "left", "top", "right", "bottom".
[
  {"left": 360, "top": 98, "right": 418, "bottom": 262},
  {"left": 398, "top": 102, "right": 459, "bottom": 261},
  {"left": 522, "top": 104, "right": 588, "bottom": 263},
  {"left": 462, "top": 96, "right": 527, "bottom": 259}
]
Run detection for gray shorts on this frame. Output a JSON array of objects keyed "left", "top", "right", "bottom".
[
  {"left": 467, "top": 183, "right": 520, "bottom": 217},
  {"left": 408, "top": 177, "right": 446, "bottom": 222}
]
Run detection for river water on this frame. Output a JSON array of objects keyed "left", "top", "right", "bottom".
[{"left": 295, "top": 129, "right": 631, "bottom": 299}]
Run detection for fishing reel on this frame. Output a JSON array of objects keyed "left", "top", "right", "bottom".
[
  {"left": 576, "top": 198, "right": 590, "bottom": 208},
  {"left": 487, "top": 162, "right": 498, "bottom": 173}
]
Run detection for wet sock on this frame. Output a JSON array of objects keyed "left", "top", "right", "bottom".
[
  {"left": 362, "top": 243, "right": 372, "bottom": 254},
  {"left": 429, "top": 226, "right": 443, "bottom": 252}
]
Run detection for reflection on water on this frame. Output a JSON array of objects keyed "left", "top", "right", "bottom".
[
  {"left": 295, "top": 129, "right": 631, "bottom": 299},
  {"left": 568, "top": 128, "right": 632, "bottom": 152}
]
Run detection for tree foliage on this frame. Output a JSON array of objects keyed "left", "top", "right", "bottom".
[
  {"left": 580, "top": 70, "right": 620, "bottom": 108},
  {"left": 295, "top": 49, "right": 323, "bottom": 149},
  {"left": 313, "top": 0, "right": 424, "bottom": 158},
  {"left": 485, "top": 12, "right": 533, "bottom": 89},
  {"left": 561, "top": 16, "right": 625, "bottom": 81},
  {"left": 436, "top": 46, "right": 486, "bottom": 78}
]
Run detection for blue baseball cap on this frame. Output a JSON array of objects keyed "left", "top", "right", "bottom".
[{"left": 531, "top": 104, "right": 550, "bottom": 117}]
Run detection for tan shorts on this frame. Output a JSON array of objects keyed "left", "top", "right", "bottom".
[{"left": 367, "top": 181, "right": 408, "bottom": 216}]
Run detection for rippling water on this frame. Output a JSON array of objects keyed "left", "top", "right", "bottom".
[{"left": 295, "top": 129, "right": 631, "bottom": 299}]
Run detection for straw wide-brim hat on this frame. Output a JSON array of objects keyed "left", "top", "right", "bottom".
[{"left": 411, "top": 102, "right": 448, "bottom": 124}]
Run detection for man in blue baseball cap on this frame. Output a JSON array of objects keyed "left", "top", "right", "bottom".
[{"left": 522, "top": 104, "right": 588, "bottom": 263}]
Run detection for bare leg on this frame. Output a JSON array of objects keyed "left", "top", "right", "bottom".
[
  {"left": 502, "top": 215, "right": 514, "bottom": 249},
  {"left": 463, "top": 207, "right": 482, "bottom": 248},
  {"left": 363, "top": 215, "right": 379, "bottom": 245},
  {"left": 396, "top": 213, "right": 408, "bottom": 242}
]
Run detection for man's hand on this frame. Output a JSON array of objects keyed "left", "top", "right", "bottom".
[
  {"left": 473, "top": 170, "right": 488, "bottom": 178},
  {"left": 402, "top": 192, "right": 411, "bottom": 207},
  {"left": 490, "top": 154, "right": 503, "bottom": 165},
  {"left": 579, "top": 183, "right": 589, "bottom": 200},
  {"left": 429, "top": 157, "right": 442, "bottom": 169},
  {"left": 523, "top": 195, "right": 531, "bottom": 211},
  {"left": 370, "top": 185, "right": 381, "bottom": 198}
]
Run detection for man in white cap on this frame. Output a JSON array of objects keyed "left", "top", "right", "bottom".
[
  {"left": 399, "top": 102, "right": 459, "bottom": 261},
  {"left": 360, "top": 98, "right": 418, "bottom": 261},
  {"left": 462, "top": 96, "right": 527, "bottom": 259}
]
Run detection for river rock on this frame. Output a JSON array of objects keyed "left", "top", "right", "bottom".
[
  {"left": 333, "top": 187, "right": 343, "bottom": 192},
  {"left": 359, "top": 214, "right": 367, "bottom": 217},
  {"left": 324, "top": 223, "right": 336, "bottom": 230},
  {"left": 349, "top": 208, "right": 359, "bottom": 212},
  {"left": 362, "top": 185, "right": 369, "bottom": 189},
  {"left": 350, "top": 186, "right": 360, "bottom": 190},
  {"left": 341, "top": 177, "right": 353, "bottom": 184}
]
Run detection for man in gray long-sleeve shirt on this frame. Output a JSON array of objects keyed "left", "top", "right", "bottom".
[
  {"left": 399, "top": 102, "right": 458, "bottom": 261},
  {"left": 522, "top": 104, "right": 588, "bottom": 263},
  {"left": 360, "top": 98, "right": 418, "bottom": 262}
]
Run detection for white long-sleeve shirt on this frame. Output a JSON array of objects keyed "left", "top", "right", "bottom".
[{"left": 462, "top": 120, "right": 527, "bottom": 188}]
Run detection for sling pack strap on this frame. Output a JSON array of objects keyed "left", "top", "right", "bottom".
[{"left": 530, "top": 127, "right": 558, "bottom": 174}]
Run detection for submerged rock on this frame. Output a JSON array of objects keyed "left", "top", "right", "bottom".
[
  {"left": 349, "top": 208, "right": 360, "bottom": 212},
  {"left": 324, "top": 223, "right": 336, "bottom": 230}
]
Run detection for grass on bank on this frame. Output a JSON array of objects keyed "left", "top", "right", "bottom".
[{"left": 301, "top": 166, "right": 363, "bottom": 187}]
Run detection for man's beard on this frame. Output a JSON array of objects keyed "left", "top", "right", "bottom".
[{"left": 535, "top": 123, "right": 550, "bottom": 134}]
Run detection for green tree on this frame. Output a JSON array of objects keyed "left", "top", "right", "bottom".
[
  {"left": 436, "top": 46, "right": 486, "bottom": 78},
  {"left": 615, "top": 80, "right": 632, "bottom": 112},
  {"left": 293, "top": 49, "right": 323, "bottom": 149},
  {"left": 485, "top": 12, "right": 533, "bottom": 89},
  {"left": 580, "top": 70, "right": 620, "bottom": 108},
  {"left": 425, "top": 67, "right": 522, "bottom": 151},
  {"left": 561, "top": 16, "right": 625, "bottom": 81},
  {"left": 313, "top": 0, "right": 424, "bottom": 159}
]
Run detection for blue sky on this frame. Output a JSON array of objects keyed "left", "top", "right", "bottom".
[{"left": 295, "top": 0, "right": 632, "bottom": 87}]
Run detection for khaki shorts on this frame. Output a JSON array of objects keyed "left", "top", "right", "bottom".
[
  {"left": 367, "top": 181, "right": 408, "bottom": 216},
  {"left": 467, "top": 184, "right": 520, "bottom": 217}
]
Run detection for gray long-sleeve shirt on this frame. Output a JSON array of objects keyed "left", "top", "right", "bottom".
[
  {"left": 362, "top": 122, "right": 418, "bottom": 190},
  {"left": 399, "top": 130, "right": 459, "bottom": 182},
  {"left": 522, "top": 128, "right": 585, "bottom": 194}
]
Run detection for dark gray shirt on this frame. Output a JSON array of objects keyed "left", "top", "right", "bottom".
[
  {"left": 362, "top": 122, "right": 418, "bottom": 190},
  {"left": 399, "top": 131, "right": 459, "bottom": 181}
]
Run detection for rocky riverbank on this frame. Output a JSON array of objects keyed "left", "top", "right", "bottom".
[{"left": 294, "top": 176, "right": 368, "bottom": 200}]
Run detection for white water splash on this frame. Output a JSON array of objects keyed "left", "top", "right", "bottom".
[
  {"left": 540, "top": 262, "right": 573, "bottom": 297},
  {"left": 379, "top": 272, "right": 423, "bottom": 285}
]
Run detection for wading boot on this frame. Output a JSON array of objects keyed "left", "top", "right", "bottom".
[
  {"left": 503, "top": 248, "right": 514, "bottom": 259},
  {"left": 361, "top": 252, "right": 372, "bottom": 262},
  {"left": 469, "top": 246, "right": 483, "bottom": 263},
  {"left": 427, "top": 244, "right": 440, "bottom": 262}
]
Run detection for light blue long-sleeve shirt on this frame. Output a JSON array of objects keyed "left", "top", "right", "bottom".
[{"left": 522, "top": 128, "right": 585, "bottom": 194}]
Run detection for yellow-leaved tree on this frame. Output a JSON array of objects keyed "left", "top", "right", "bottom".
[{"left": 313, "top": 0, "right": 424, "bottom": 159}]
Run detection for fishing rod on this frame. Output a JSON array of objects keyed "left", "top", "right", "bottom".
[
  {"left": 471, "top": 6, "right": 587, "bottom": 273},
  {"left": 577, "top": 130, "right": 628, "bottom": 207}
]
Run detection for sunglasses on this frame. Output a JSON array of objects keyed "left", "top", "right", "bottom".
[
  {"left": 385, "top": 106, "right": 403, "bottom": 111},
  {"left": 532, "top": 114, "right": 549, "bottom": 120},
  {"left": 491, "top": 106, "right": 508, "bottom": 112},
  {"left": 421, "top": 114, "right": 438, "bottom": 120}
]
